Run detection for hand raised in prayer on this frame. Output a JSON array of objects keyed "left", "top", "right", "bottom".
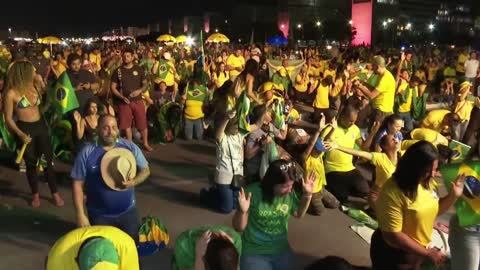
[
  {"left": 238, "top": 187, "right": 252, "bottom": 213},
  {"left": 302, "top": 171, "right": 316, "bottom": 196},
  {"left": 195, "top": 230, "right": 212, "bottom": 257}
]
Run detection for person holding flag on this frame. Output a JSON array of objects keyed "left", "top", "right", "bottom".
[
  {"left": 152, "top": 51, "right": 179, "bottom": 101},
  {"left": 440, "top": 160, "right": 480, "bottom": 270},
  {"left": 3, "top": 61, "right": 64, "bottom": 208}
]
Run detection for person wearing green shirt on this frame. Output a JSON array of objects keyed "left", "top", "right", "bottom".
[
  {"left": 233, "top": 159, "right": 316, "bottom": 270},
  {"left": 173, "top": 225, "right": 241, "bottom": 270}
]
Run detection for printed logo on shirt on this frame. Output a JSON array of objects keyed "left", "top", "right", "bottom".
[
  {"left": 133, "top": 71, "right": 139, "bottom": 76},
  {"left": 277, "top": 204, "right": 290, "bottom": 215}
]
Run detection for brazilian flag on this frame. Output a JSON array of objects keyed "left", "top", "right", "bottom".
[
  {"left": 439, "top": 161, "right": 480, "bottom": 227},
  {"left": 0, "top": 114, "right": 16, "bottom": 152},
  {"left": 48, "top": 72, "right": 79, "bottom": 114},
  {"left": 156, "top": 58, "right": 170, "bottom": 80},
  {"left": 237, "top": 91, "right": 251, "bottom": 134},
  {"left": 138, "top": 216, "right": 169, "bottom": 256},
  {"left": 448, "top": 140, "right": 471, "bottom": 164}
]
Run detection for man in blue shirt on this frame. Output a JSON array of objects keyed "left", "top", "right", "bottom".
[{"left": 71, "top": 114, "right": 150, "bottom": 241}]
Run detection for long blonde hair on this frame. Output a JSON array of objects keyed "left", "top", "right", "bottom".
[{"left": 6, "top": 61, "right": 35, "bottom": 95}]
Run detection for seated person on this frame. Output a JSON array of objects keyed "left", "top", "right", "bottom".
[
  {"left": 46, "top": 226, "right": 139, "bottom": 270},
  {"left": 322, "top": 105, "right": 369, "bottom": 203},
  {"left": 174, "top": 225, "right": 241, "bottom": 270}
]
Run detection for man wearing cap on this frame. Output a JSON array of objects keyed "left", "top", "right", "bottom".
[
  {"left": 71, "top": 114, "right": 150, "bottom": 241},
  {"left": 46, "top": 225, "right": 139, "bottom": 270},
  {"left": 354, "top": 56, "right": 396, "bottom": 129}
]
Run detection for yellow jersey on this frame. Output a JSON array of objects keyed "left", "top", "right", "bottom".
[{"left": 373, "top": 69, "right": 396, "bottom": 113}]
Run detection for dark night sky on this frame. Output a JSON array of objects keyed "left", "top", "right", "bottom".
[{"left": 0, "top": 0, "right": 234, "bottom": 35}]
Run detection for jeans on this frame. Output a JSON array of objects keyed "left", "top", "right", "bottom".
[
  {"left": 201, "top": 184, "right": 239, "bottom": 214},
  {"left": 184, "top": 118, "right": 204, "bottom": 140},
  {"left": 449, "top": 215, "right": 480, "bottom": 270},
  {"left": 240, "top": 249, "right": 293, "bottom": 270},
  {"left": 397, "top": 111, "right": 414, "bottom": 132},
  {"left": 88, "top": 206, "right": 141, "bottom": 243}
]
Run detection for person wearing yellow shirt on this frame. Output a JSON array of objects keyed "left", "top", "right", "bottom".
[
  {"left": 46, "top": 225, "right": 139, "bottom": 270},
  {"left": 89, "top": 48, "right": 102, "bottom": 73},
  {"left": 421, "top": 109, "right": 461, "bottom": 138},
  {"left": 312, "top": 76, "right": 336, "bottom": 124},
  {"left": 212, "top": 62, "right": 230, "bottom": 89},
  {"left": 301, "top": 118, "right": 340, "bottom": 216},
  {"left": 322, "top": 105, "right": 369, "bottom": 203},
  {"left": 51, "top": 52, "right": 67, "bottom": 79},
  {"left": 371, "top": 141, "right": 465, "bottom": 270},
  {"left": 323, "top": 62, "right": 337, "bottom": 80},
  {"left": 294, "top": 65, "right": 310, "bottom": 102},
  {"left": 456, "top": 49, "right": 469, "bottom": 75},
  {"left": 182, "top": 76, "right": 208, "bottom": 140},
  {"left": 325, "top": 132, "right": 398, "bottom": 210},
  {"left": 152, "top": 52, "right": 179, "bottom": 99},
  {"left": 354, "top": 56, "right": 396, "bottom": 129},
  {"left": 454, "top": 81, "right": 476, "bottom": 139},
  {"left": 414, "top": 68, "right": 426, "bottom": 83},
  {"left": 396, "top": 76, "right": 420, "bottom": 131},
  {"left": 410, "top": 128, "right": 450, "bottom": 146},
  {"left": 226, "top": 48, "right": 245, "bottom": 81}
]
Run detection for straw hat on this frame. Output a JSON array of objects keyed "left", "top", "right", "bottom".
[{"left": 100, "top": 148, "right": 137, "bottom": 191}]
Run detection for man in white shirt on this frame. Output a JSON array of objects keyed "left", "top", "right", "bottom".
[{"left": 464, "top": 52, "right": 479, "bottom": 93}]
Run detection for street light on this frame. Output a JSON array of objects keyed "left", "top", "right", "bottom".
[
  {"left": 281, "top": 24, "right": 285, "bottom": 29},
  {"left": 387, "top": 18, "right": 393, "bottom": 23},
  {"left": 215, "top": 28, "right": 219, "bottom": 33},
  {"left": 406, "top": 23, "right": 412, "bottom": 30},
  {"left": 428, "top": 23, "right": 435, "bottom": 31},
  {"left": 316, "top": 21, "right": 321, "bottom": 27},
  {"left": 8, "top": 27, "right": 12, "bottom": 37},
  {"left": 348, "top": 20, "right": 353, "bottom": 25},
  {"left": 297, "top": 24, "right": 302, "bottom": 29},
  {"left": 383, "top": 21, "right": 388, "bottom": 28}
]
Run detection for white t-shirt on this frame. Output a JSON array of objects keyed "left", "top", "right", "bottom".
[
  {"left": 464, "top": 59, "right": 479, "bottom": 78},
  {"left": 215, "top": 133, "right": 244, "bottom": 185}
]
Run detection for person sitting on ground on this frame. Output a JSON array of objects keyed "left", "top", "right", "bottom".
[
  {"left": 233, "top": 159, "right": 316, "bottom": 270},
  {"left": 301, "top": 115, "right": 340, "bottom": 216},
  {"left": 173, "top": 225, "right": 241, "bottom": 270},
  {"left": 46, "top": 225, "right": 139, "bottom": 270},
  {"left": 321, "top": 105, "right": 369, "bottom": 203},
  {"left": 324, "top": 128, "right": 398, "bottom": 210}
]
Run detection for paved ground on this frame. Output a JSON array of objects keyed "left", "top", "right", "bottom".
[{"left": 0, "top": 139, "right": 372, "bottom": 270}]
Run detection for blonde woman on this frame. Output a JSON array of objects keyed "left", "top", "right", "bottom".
[{"left": 3, "top": 61, "right": 64, "bottom": 207}]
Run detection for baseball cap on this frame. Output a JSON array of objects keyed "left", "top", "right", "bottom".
[
  {"left": 78, "top": 238, "right": 119, "bottom": 270},
  {"left": 373, "top": 56, "right": 386, "bottom": 68}
]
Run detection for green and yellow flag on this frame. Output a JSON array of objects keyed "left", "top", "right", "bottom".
[
  {"left": 449, "top": 140, "right": 471, "bottom": 164},
  {"left": 0, "top": 114, "right": 16, "bottom": 152},
  {"left": 237, "top": 91, "right": 251, "bottom": 133},
  {"left": 49, "top": 72, "right": 79, "bottom": 114},
  {"left": 138, "top": 216, "right": 169, "bottom": 256},
  {"left": 439, "top": 161, "right": 480, "bottom": 227},
  {"left": 156, "top": 58, "right": 170, "bottom": 80}
]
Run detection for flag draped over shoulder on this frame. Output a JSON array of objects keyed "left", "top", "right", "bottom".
[
  {"left": 48, "top": 72, "right": 79, "bottom": 114},
  {"left": 439, "top": 161, "right": 480, "bottom": 227},
  {"left": 156, "top": 58, "right": 170, "bottom": 80}
]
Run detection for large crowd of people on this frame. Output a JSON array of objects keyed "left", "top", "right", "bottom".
[{"left": 0, "top": 38, "right": 480, "bottom": 270}]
